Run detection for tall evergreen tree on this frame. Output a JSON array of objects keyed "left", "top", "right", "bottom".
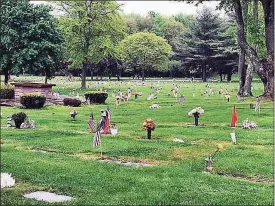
[{"left": 174, "top": 7, "right": 237, "bottom": 82}]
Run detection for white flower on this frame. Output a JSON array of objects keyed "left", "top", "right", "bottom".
[
  {"left": 242, "top": 119, "right": 257, "bottom": 129},
  {"left": 1, "top": 173, "right": 15, "bottom": 188},
  {"left": 188, "top": 107, "right": 204, "bottom": 116}
]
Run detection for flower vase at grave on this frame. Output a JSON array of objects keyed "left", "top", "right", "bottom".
[
  {"left": 193, "top": 112, "right": 199, "bottom": 126},
  {"left": 147, "top": 129, "right": 152, "bottom": 139}
]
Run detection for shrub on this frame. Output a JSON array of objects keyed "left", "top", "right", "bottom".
[
  {"left": 0, "top": 83, "right": 14, "bottom": 99},
  {"left": 84, "top": 91, "right": 108, "bottom": 104},
  {"left": 20, "top": 93, "right": 46, "bottom": 109},
  {"left": 63, "top": 98, "right": 82, "bottom": 107},
  {"left": 12, "top": 112, "right": 27, "bottom": 128}
]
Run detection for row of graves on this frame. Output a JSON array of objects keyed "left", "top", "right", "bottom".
[{"left": 1, "top": 79, "right": 266, "bottom": 203}]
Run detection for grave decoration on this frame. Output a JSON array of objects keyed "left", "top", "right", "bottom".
[
  {"left": 110, "top": 123, "right": 118, "bottom": 136},
  {"left": 230, "top": 132, "right": 237, "bottom": 144},
  {"left": 87, "top": 113, "right": 96, "bottom": 133},
  {"left": 230, "top": 106, "right": 238, "bottom": 127},
  {"left": 92, "top": 110, "right": 108, "bottom": 158},
  {"left": 188, "top": 107, "right": 204, "bottom": 126},
  {"left": 11, "top": 112, "right": 27, "bottom": 128},
  {"left": 204, "top": 144, "right": 223, "bottom": 172},
  {"left": 179, "top": 95, "right": 185, "bottom": 105},
  {"left": 115, "top": 95, "right": 120, "bottom": 108},
  {"left": 143, "top": 118, "right": 155, "bottom": 139},
  {"left": 242, "top": 119, "right": 257, "bottom": 129},
  {"left": 20, "top": 118, "right": 35, "bottom": 129},
  {"left": 225, "top": 93, "right": 230, "bottom": 102},
  {"left": 70, "top": 109, "right": 78, "bottom": 120},
  {"left": 150, "top": 104, "right": 160, "bottom": 109},
  {"left": 1, "top": 173, "right": 15, "bottom": 188},
  {"left": 7, "top": 115, "right": 13, "bottom": 127},
  {"left": 103, "top": 106, "right": 111, "bottom": 134}
]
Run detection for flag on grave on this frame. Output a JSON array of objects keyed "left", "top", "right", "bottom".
[
  {"left": 88, "top": 113, "right": 96, "bottom": 133},
  {"left": 103, "top": 106, "right": 111, "bottom": 134},
  {"left": 231, "top": 105, "right": 238, "bottom": 127},
  {"left": 93, "top": 130, "right": 101, "bottom": 147}
]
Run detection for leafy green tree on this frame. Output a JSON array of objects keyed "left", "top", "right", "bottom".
[
  {"left": 152, "top": 14, "right": 167, "bottom": 37},
  {"left": 118, "top": 32, "right": 172, "bottom": 80},
  {"left": 56, "top": 1, "right": 125, "bottom": 89},
  {"left": 173, "top": 13, "right": 196, "bottom": 29},
  {"left": 0, "top": 0, "right": 64, "bottom": 84}
]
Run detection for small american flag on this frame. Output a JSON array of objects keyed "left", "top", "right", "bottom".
[
  {"left": 107, "top": 105, "right": 111, "bottom": 119},
  {"left": 88, "top": 118, "right": 95, "bottom": 132},
  {"left": 93, "top": 130, "right": 101, "bottom": 147}
]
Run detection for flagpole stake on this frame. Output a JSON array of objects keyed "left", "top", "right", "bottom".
[{"left": 100, "top": 142, "right": 103, "bottom": 159}]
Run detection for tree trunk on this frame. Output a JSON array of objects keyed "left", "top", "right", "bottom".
[
  {"left": 4, "top": 69, "right": 9, "bottom": 85},
  {"left": 81, "top": 62, "right": 87, "bottom": 89},
  {"left": 227, "top": 69, "right": 232, "bottom": 82},
  {"left": 202, "top": 64, "right": 206, "bottom": 82},
  {"left": 260, "top": 0, "right": 274, "bottom": 99},
  {"left": 219, "top": 73, "right": 223, "bottom": 82},
  {"left": 233, "top": 0, "right": 274, "bottom": 100},
  {"left": 142, "top": 69, "right": 145, "bottom": 81},
  {"left": 242, "top": 61, "right": 253, "bottom": 96},
  {"left": 237, "top": 49, "right": 246, "bottom": 95},
  {"left": 89, "top": 68, "right": 93, "bottom": 81},
  {"left": 45, "top": 76, "right": 48, "bottom": 84}
]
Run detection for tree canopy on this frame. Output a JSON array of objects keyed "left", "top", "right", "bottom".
[
  {"left": 118, "top": 32, "right": 172, "bottom": 80},
  {"left": 56, "top": 1, "right": 126, "bottom": 88},
  {"left": 0, "top": 0, "right": 64, "bottom": 84}
]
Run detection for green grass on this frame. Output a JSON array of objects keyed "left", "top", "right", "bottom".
[{"left": 1, "top": 76, "right": 273, "bottom": 205}]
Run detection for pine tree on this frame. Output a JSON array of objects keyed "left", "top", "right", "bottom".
[{"left": 175, "top": 7, "right": 237, "bottom": 82}]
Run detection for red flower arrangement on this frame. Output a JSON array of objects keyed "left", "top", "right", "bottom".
[{"left": 143, "top": 118, "right": 156, "bottom": 130}]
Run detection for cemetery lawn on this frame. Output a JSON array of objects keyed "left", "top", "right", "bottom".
[{"left": 1, "top": 76, "right": 274, "bottom": 205}]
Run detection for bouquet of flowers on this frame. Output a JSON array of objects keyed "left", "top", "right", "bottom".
[
  {"left": 242, "top": 119, "right": 257, "bottom": 129},
  {"left": 143, "top": 118, "right": 155, "bottom": 130},
  {"left": 188, "top": 107, "right": 204, "bottom": 117}
]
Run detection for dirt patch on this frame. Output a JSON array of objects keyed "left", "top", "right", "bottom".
[
  {"left": 75, "top": 153, "right": 99, "bottom": 160},
  {"left": 98, "top": 157, "right": 152, "bottom": 167},
  {"left": 215, "top": 171, "right": 274, "bottom": 184}
]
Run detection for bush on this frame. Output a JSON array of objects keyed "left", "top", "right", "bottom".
[
  {"left": 63, "top": 98, "right": 82, "bottom": 107},
  {"left": 0, "top": 83, "right": 14, "bottom": 99},
  {"left": 84, "top": 91, "right": 108, "bottom": 104},
  {"left": 12, "top": 112, "right": 27, "bottom": 128},
  {"left": 20, "top": 93, "right": 46, "bottom": 109}
]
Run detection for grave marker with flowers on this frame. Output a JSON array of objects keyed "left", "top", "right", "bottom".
[
  {"left": 188, "top": 107, "right": 204, "bottom": 126},
  {"left": 143, "top": 119, "right": 155, "bottom": 139},
  {"left": 70, "top": 109, "right": 78, "bottom": 120},
  {"left": 205, "top": 144, "right": 223, "bottom": 172}
]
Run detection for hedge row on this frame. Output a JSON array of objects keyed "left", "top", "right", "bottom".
[
  {"left": 20, "top": 93, "right": 46, "bottom": 109},
  {"left": 0, "top": 83, "right": 14, "bottom": 99},
  {"left": 84, "top": 91, "right": 108, "bottom": 104}
]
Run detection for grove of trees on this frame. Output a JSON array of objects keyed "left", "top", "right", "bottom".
[{"left": 0, "top": 0, "right": 273, "bottom": 100}]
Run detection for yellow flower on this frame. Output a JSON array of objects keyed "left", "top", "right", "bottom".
[
  {"left": 143, "top": 122, "right": 147, "bottom": 126},
  {"left": 217, "top": 144, "right": 223, "bottom": 150}
]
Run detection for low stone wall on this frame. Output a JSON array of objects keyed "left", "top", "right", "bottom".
[{"left": 11, "top": 83, "right": 56, "bottom": 102}]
